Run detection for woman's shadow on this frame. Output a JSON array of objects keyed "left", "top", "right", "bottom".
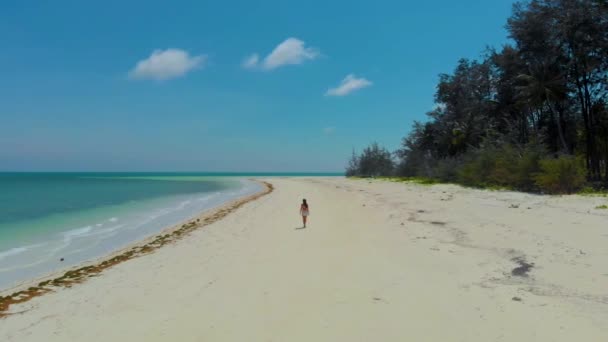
[{"left": 295, "top": 226, "right": 306, "bottom": 230}]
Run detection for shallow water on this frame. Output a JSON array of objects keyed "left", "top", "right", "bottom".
[{"left": 0, "top": 173, "right": 268, "bottom": 290}]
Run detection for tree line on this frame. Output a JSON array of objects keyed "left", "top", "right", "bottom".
[{"left": 347, "top": 0, "right": 608, "bottom": 194}]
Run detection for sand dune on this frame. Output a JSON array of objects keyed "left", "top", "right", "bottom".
[{"left": 1, "top": 177, "right": 607, "bottom": 341}]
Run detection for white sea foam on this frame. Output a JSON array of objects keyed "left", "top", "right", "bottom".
[
  {"left": 97, "top": 224, "right": 125, "bottom": 234},
  {"left": 197, "top": 194, "right": 214, "bottom": 202},
  {"left": 0, "top": 243, "right": 46, "bottom": 262},
  {"left": 0, "top": 179, "right": 263, "bottom": 290},
  {"left": 85, "top": 224, "right": 125, "bottom": 238},
  {"left": 0, "top": 247, "right": 28, "bottom": 261},
  {"left": 44, "top": 226, "right": 96, "bottom": 257},
  {"left": 62, "top": 226, "right": 93, "bottom": 242}
]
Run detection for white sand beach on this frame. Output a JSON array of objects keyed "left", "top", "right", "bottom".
[{"left": 1, "top": 177, "right": 607, "bottom": 341}]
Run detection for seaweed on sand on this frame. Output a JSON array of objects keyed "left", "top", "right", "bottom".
[{"left": 0, "top": 182, "right": 274, "bottom": 318}]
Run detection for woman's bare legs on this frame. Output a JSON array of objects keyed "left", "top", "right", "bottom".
[{"left": 303, "top": 216, "right": 307, "bottom": 228}]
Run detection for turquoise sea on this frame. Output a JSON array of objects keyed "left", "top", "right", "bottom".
[{"left": 0, "top": 172, "right": 341, "bottom": 290}]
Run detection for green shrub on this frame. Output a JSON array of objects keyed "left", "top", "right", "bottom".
[
  {"left": 457, "top": 146, "right": 517, "bottom": 188},
  {"left": 433, "top": 157, "right": 461, "bottom": 182},
  {"left": 457, "top": 148, "right": 495, "bottom": 187},
  {"left": 407, "top": 177, "right": 440, "bottom": 185},
  {"left": 579, "top": 186, "right": 608, "bottom": 197},
  {"left": 454, "top": 143, "right": 549, "bottom": 191},
  {"left": 378, "top": 177, "right": 439, "bottom": 185},
  {"left": 534, "top": 156, "right": 586, "bottom": 194},
  {"left": 346, "top": 142, "right": 395, "bottom": 177},
  {"left": 512, "top": 145, "right": 544, "bottom": 191},
  {"left": 487, "top": 145, "right": 519, "bottom": 187}
]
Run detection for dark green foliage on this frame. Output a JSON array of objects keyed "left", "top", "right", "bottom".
[
  {"left": 346, "top": 143, "right": 395, "bottom": 177},
  {"left": 432, "top": 158, "right": 462, "bottom": 182},
  {"left": 457, "top": 146, "right": 511, "bottom": 187},
  {"left": 345, "top": 149, "right": 359, "bottom": 177},
  {"left": 367, "top": 0, "right": 608, "bottom": 193},
  {"left": 453, "top": 144, "right": 544, "bottom": 191},
  {"left": 535, "top": 156, "right": 586, "bottom": 194},
  {"left": 513, "top": 144, "right": 546, "bottom": 191}
]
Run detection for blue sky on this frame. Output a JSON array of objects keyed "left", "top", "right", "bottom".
[{"left": 0, "top": 0, "right": 516, "bottom": 172}]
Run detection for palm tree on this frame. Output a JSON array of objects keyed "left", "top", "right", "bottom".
[{"left": 516, "top": 62, "right": 570, "bottom": 153}]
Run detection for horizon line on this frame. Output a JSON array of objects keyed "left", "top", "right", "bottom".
[{"left": 0, "top": 171, "right": 345, "bottom": 174}]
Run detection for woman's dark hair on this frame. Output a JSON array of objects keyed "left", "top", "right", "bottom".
[{"left": 302, "top": 199, "right": 308, "bottom": 208}]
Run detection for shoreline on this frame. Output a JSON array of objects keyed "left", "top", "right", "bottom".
[
  {"left": 1, "top": 177, "right": 606, "bottom": 340},
  {"left": 0, "top": 180, "right": 274, "bottom": 317}
]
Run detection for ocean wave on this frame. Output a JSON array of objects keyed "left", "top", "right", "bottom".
[
  {"left": 0, "top": 243, "right": 46, "bottom": 262},
  {"left": 62, "top": 226, "right": 93, "bottom": 242},
  {"left": 0, "top": 247, "right": 28, "bottom": 261},
  {"left": 0, "top": 179, "right": 260, "bottom": 288},
  {"left": 94, "top": 224, "right": 125, "bottom": 235},
  {"left": 176, "top": 200, "right": 192, "bottom": 210}
]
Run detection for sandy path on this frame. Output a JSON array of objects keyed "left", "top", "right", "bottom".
[{"left": 1, "top": 178, "right": 607, "bottom": 341}]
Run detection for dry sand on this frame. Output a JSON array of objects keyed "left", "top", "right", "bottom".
[{"left": 1, "top": 177, "right": 607, "bottom": 341}]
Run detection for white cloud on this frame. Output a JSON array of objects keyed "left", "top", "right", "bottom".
[
  {"left": 263, "top": 38, "right": 319, "bottom": 69},
  {"left": 325, "top": 74, "right": 372, "bottom": 96},
  {"left": 129, "top": 49, "right": 205, "bottom": 81},
  {"left": 242, "top": 53, "right": 259, "bottom": 69},
  {"left": 243, "top": 37, "right": 320, "bottom": 70}
]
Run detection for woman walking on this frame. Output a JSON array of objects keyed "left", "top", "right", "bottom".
[{"left": 300, "top": 199, "right": 310, "bottom": 228}]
